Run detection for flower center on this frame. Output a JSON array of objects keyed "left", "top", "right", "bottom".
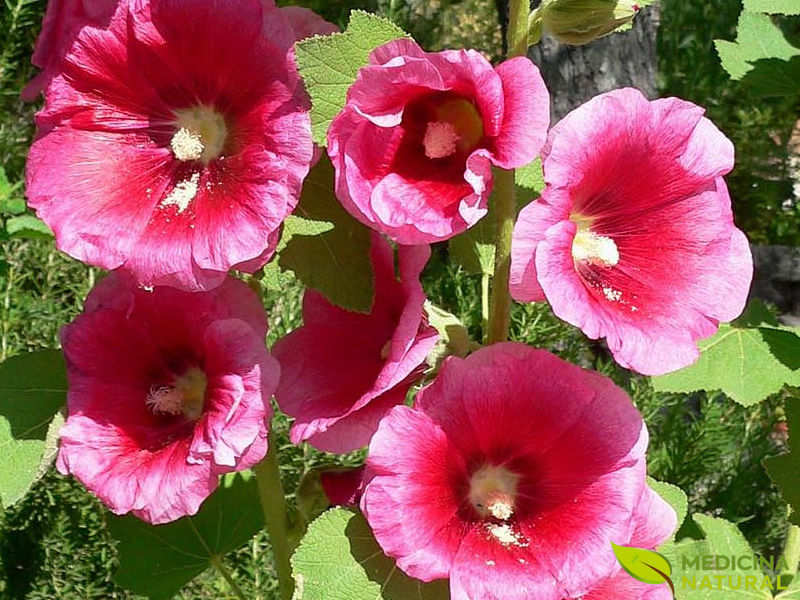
[
  {"left": 422, "top": 97, "right": 484, "bottom": 160},
  {"left": 571, "top": 216, "right": 619, "bottom": 268},
  {"left": 468, "top": 464, "right": 520, "bottom": 521},
  {"left": 170, "top": 106, "right": 227, "bottom": 164},
  {"left": 146, "top": 367, "right": 207, "bottom": 420},
  {"left": 423, "top": 121, "right": 460, "bottom": 159}
]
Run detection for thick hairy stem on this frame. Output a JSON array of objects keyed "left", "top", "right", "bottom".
[
  {"left": 487, "top": 168, "right": 516, "bottom": 344},
  {"left": 487, "top": 0, "right": 529, "bottom": 345},
  {"left": 254, "top": 429, "right": 294, "bottom": 600}
]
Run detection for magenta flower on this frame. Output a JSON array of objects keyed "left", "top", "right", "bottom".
[
  {"left": 21, "top": 0, "right": 120, "bottom": 101},
  {"left": 581, "top": 488, "right": 677, "bottom": 600},
  {"left": 273, "top": 233, "right": 438, "bottom": 453},
  {"left": 56, "top": 273, "right": 279, "bottom": 524},
  {"left": 278, "top": 5, "right": 339, "bottom": 40},
  {"left": 26, "top": 0, "right": 313, "bottom": 291},
  {"left": 510, "top": 88, "right": 752, "bottom": 375},
  {"left": 360, "top": 343, "right": 675, "bottom": 600},
  {"left": 327, "top": 39, "right": 550, "bottom": 244}
]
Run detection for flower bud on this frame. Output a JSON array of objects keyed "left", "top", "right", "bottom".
[{"left": 539, "top": 0, "right": 643, "bottom": 46}]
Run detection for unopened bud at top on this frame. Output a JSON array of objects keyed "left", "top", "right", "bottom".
[{"left": 536, "top": 0, "right": 643, "bottom": 46}]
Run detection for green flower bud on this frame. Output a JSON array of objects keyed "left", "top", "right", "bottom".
[{"left": 539, "top": 0, "right": 643, "bottom": 46}]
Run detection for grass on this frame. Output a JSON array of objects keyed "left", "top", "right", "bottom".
[{"left": 0, "top": 0, "right": 797, "bottom": 597}]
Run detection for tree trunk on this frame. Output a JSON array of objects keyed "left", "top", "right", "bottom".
[{"left": 526, "top": 3, "right": 661, "bottom": 123}]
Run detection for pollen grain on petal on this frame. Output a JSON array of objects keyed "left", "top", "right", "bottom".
[{"left": 161, "top": 172, "right": 200, "bottom": 214}]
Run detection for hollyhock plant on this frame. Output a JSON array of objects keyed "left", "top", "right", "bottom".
[
  {"left": 56, "top": 272, "right": 279, "bottom": 524},
  {"left": 360, "top": 343, "right": 676, "bottom": 600},
  {"left": 273, "top": 233, "right": 438, "bottom": 453},
  {"left": 26, "top": 0, "right": 314, "bottom": 291},
  {"left": 327, "top": 38, "right": 550, "bottom": 244},
  {"left": 510, "top": 88, "right": 753, "bottom": 375}
]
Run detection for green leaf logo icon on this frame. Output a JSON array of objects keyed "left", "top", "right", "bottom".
[{"left": 611, "top": 542, "right": 675, "bottom": 597}]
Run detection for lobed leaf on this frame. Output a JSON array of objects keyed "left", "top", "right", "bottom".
[
  {"left": 648, "top": 477, "right": 689, "bottom": 541},
  {"left": 108, "top": 471, "right": 264, "bottom": 600},
  {"left": 652, "top": 301, "right": 800, "bottom": 406},
  {"left": 0, "top": 350, "right": 67, "bottom": 507},
  {"left": 743, "top": 0, "right": 800, "bottom": 15},
  {"left": 295, "top": 10, "right": 408, "bottom": 146},
  {"left": 715, "top": 10, "right": 800, "bottom": 95},
  {"left": 277, "top": 156, "right": 374, "bottom": 313},
  {"left": 292, "top": 508, "right": 449, "bottom": 600},
  {"left": 660, "top": 515, "right": 773, "bottom": 599}
]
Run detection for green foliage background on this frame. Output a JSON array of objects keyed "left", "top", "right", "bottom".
[{"left": 0, "top": 0, "right": 797, "bottom": 597}]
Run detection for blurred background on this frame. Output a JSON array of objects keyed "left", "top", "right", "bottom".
[{"left": 0, "top": 0, "right": 798, "bottom": 597}]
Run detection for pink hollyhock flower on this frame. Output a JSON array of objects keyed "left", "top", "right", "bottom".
[
  {"left": 581, "top": 487, "right": 677, "bottom": 600},
  {"left": 26, "top": 0, "right": 313, "bottom": 291},
  {"left": 320, "top": 466, "right": 367, "bottom": 507},
  {"left": 24, "top": 0, "right": 336, "bottom": 102},
  {"left": 56, "top": 272, "right": 279, "bottom": 524},
  {"left": 273, "top": 233, "right": 438, "bottom": 453},
  {"left": 510, "top": 88, "right": 752, "bottom": 375},
  {"left": 278, "top": 5, "right": 339, "bottom": 40},
  {"left": 327, "top": 38, "right": 550, "bottom": 244},
  {"left": 21, "top": 0, "right": 120, "bottom": 101},
  {"left": 360, "top": 343, "right": 676, "bottom": 600}
]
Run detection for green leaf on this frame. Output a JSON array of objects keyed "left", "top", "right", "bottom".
[
  {"left": 715, "top": 11, "right": 800, "bottom": 80},
  {"left": 278, "top": 156, "right": 374, "bottom": 312},
  {"left": 766, "top": 399, "right": 800, "bottom": 527},
  {"left": 651, "top": 304, "right": 800, "bottom": 406},
  {"left": 648, "top": 477, "right": 688, "bottom": 541},
  {"left": 448, "top": 216, "right": 496, "bottom": 275},
  {"left": 660, "top": 515, "right": 773, "bottom": 599},
  {"left": 515, "top": 158, "right": 545, "bottom": 193},
  {"left": 295, "top": 10, "right": 408, "bottom": 146},
  {"left": 0, "top": 350, "right": 67, "bottom": 507},
  {"left": 0, "top": 167, "right": 25, "bottom": 215},
  {"left": 740, "top": 56, "right": 800, "bottom": 98},
  {"left": 292, "top": 508, "right": 449, "bottom": 600},
  {"left": 743, "top": 0, "right": 800, "bottom": 15},
  {"left": 611, "top": 542, "right": 672, "bottom": 585},
  {"left": 109, "top": 471, "right": 264, "bottom": 600},
  {"left": 6, "top": 215, "right": 53, "bottom": 240}
]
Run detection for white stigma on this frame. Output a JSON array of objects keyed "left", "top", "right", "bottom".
[
  {"left": 488, "top": 499, "right": 514, "bottom": 521},
  {"left": 170, "top": 106, "right": 228, "bottom": 164},
  {"left": 423, "top": 121, "right": 460, "bottom": 159},
  {"left": 161, "top": 172, "right": 200, "bottom": 213},
  {"left": 469, "top": 464, "right": 520, "bottom": 521},
  {"left": 170, "top": 128, "right": 204, "bottom": 162},
  {"left": 146, "top": 386, "right": 184, "bottom": 415},
  {"left": 572, "top": 230, "right": 620, "bottom": 267}
]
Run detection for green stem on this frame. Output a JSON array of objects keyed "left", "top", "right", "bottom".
[
  {"left": 253, "top": 429, "right": 294, "bottom": 600},
  {"left": 782, "top": 521, "right": 800, "bottom": 579},
  {"left": 487, "top": 0, "right": 530, "bottom": 345},
  {"left": 209, "top": 554, "right": 247, "bottom": 600},
  {"left": 487, "top": 168, "right": 516, "bottom": 344},
  {"left": 481, "top": 272, "right": 490, "bottom": 344},
  {"left": 507, "top": 0, "right": 531, "bottom": 60}
]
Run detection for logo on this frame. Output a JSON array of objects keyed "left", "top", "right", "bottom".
[{"left": 612, "top": 542, "right": 675, "bottom": 598}]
